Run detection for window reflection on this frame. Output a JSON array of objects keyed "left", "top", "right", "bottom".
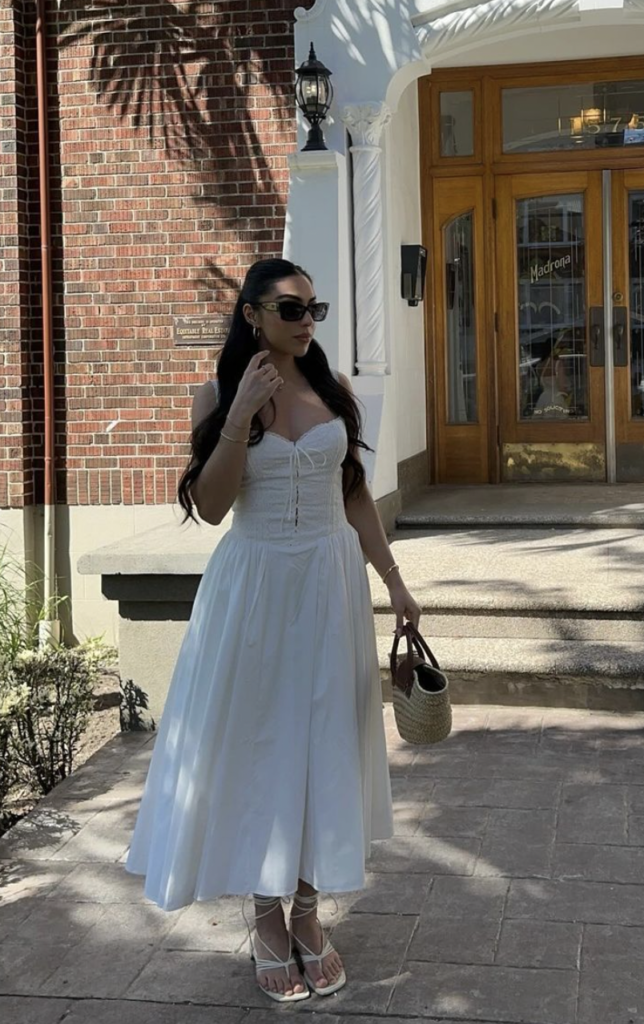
[
  {"left": 503, "top": 80, "right": 644, "bottom": 153},
  {"left": 440, "top": 92, "right": 474, "bottom": 157},
  {"left": 445, "top": 212, "right": 477, "bottom": 423},
  {"left": 630, "top": 193, "right": 644, "bottom": 418},
  {"left": 516, "top": 195, "right": 589, "bottom": 421}
]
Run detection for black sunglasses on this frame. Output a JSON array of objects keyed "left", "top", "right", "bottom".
[{"left": 256, "top": 300, "right": 330, "bottom": 323}]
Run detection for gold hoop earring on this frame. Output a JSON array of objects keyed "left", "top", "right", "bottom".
[{"left": 253, "top": 325, "right": 261, "bottom": 342}]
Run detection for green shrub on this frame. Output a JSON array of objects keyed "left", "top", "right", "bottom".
[{"left": 0, "top": 544, "right": 118, "bottom": 823}]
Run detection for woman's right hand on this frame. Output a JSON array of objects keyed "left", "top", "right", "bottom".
[{"left": 229, "top": 350, "right": 283, "bottom": 422}]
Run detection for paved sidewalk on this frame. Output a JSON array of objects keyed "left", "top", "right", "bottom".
[{"left": 2, "top": 704, "right": 644, "bottom": 1024}]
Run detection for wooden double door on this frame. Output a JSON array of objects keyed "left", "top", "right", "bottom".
[{"left": 431, "top": 170, "right": 644, "bottom": 482}]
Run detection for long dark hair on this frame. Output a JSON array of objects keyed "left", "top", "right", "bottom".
[{"left": 177, "top": 258, "right": 372, "bottom": 522}]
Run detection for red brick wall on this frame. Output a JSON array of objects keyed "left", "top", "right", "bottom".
[{"left": 0, "top": 0, "right": 310, "bottom": 510}]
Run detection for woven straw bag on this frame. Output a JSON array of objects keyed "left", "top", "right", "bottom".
[{"left": 389, "top": 623, "right": 452, "bottom": 745}]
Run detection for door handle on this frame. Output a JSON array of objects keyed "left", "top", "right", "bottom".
[
  {"left": 613, "top": 306, "right": 628, "bottom": 367},
  {"left": 589, "top": 307, "right": 605, "bottom": 366}
]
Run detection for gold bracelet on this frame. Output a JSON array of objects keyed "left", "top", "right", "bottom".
[
  {"left": 220, "top": 429, "right": 250, "bottom": 444},
  {"left": 381, "top": 563, "right": 400, "bottom": 584}
]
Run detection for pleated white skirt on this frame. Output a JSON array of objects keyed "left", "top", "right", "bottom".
[{"left": 124, "top": 521, "right": 394, "bottom": 911}]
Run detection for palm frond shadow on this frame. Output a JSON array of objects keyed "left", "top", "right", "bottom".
[{"left": 58, "top": 1, "right": 294, "bottom": 218}]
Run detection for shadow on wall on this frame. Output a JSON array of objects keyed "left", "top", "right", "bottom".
[{"left": 57, "top": 0, "right": 302, "bottom": 301}]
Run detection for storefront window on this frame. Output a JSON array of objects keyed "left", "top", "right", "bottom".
[
  {"left": 440, "top": 91, "right": 474, "bottom": 157},
  {"left": 629, "top": 193, "right": 644, "bottom": 419},
  {"left": 503, "top": 80, "right": 644, "bottom": 153},
  {"left": 444, "top": 212, "right": 477, "bottom": 423},
  {"left": 516, "top": 194, "right": 589, "bottom": 422}
]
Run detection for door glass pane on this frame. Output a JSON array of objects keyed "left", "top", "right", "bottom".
[
  {"left": 629, "top": 192, "right": 644, "bottom": 418},
  {"left": 516, "top": 194, "right": 589, "bottom": 421},
  {"left": 444, "top": 212, "right": 477, "bottom": 423},
  {"left": 503, "top": 80, "right": 644, "bottom": 153},
  {"left": 440, "top": 91, "right": 474, "bottom": 157}
]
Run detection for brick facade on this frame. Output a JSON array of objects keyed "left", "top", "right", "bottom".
[{"left": 0, "top": 0, "right": 309, "bottom": 510}]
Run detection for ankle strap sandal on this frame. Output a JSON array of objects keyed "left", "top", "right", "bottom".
[
  {"left": 241, "top": 894, "right": 310, "bottom": 1003},
  {"left": 288, "top": 890, "right": 347, "bottom": 996}
]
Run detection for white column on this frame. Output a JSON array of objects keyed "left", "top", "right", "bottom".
[
  {"left": 341, "top": 102, "right": 391, "bottom": 376},
  {"left": 283, "top": 150, "right": 352, "bottom": 378}
]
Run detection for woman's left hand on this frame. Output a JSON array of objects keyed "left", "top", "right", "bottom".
[{"left": 387, "top": 578, "right": 422, "bottom": 636}]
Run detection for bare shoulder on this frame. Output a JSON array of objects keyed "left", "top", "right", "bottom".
[
  {"left": 336, "top": 370, "right": 353, "bottom": 392},
  {"left": 191, "top": 379, "right": 218, "bottom": 431}
]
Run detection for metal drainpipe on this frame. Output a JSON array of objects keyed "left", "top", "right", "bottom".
[{"left": 36, "top": 0, "right": 60, "bottom": 645}]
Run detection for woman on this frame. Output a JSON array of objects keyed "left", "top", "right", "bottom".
[{"left": 125, "top": 258, "right": 421, "bottom": 1003}]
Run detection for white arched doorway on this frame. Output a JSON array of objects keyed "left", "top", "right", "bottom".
[{"left": 286, "top": 0, "right": 644, "bottom": 507}]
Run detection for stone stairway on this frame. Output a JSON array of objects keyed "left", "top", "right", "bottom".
[{"left": 369, "top": 486, "right": 644, "bottom": 711}]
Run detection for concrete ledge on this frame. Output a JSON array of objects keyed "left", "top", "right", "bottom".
[{"left": 77, "top": 518, "right": 228, "bottom": 576}]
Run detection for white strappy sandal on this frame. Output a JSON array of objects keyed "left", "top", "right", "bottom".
[
  {"left": 241, "top": 894, "right": 310, "bottom": 1003},
  {"left": 288, "top": 890, "right": 347, "bottom": 996}
]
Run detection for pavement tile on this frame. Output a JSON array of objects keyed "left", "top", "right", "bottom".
[
  {"left": 425, "top": 876, "right": 509, "bottom": 917},
  {"left": 553, "top": 842, "right": 644, "bottom": 883},
  {"left": 507, "top": 878, "right": 644, "bottom": 925},
  {"left": 0, "top": 934, "right": 87, "bottom": 996},
  {"left": 409, "top": 752, "right": 475, "bottom": 778},
  {"left": 43, "top": 862, "right": 151, "bottom": 903},
  {"left": 49, "top": 805, "right": 140, "bottom": 863},
  {"left": 0, "top": 807, "right": 99, "bottom": 861},
  {"left": 124, "top": 950, "right": 293, "bottom": 1009},
  {"left": 558, "top": 783, "right": 628, "bottom": 844},
  {"left": 0, "top": 902, "right": 107, "bottom": 993},
  {"left": 13, "top": 899, "right": 106, "bottom": 946},
  {"left": 629, "top": 786, "right": 644, "bottom": 815},
  {"left": 415, "top": 805, "right": 489, "bottom": 839},
  {"left": 0, "top": 860, "right": 77, "bottom": 901},
  {"left": 339, "top": 871, "right": 432, "bottom": 915},
  {"left": 58, "top": 1001, "right": 245, "bottom": 1024},
  {"left": 0, "top": 996, "right": 72, "bottom": 1024},
  {"left": 432, "top": 777, "right": 559, "bottom": 809},
  {"left": 324, "top": 912, "right": 416, "bottom": 974},
  {"left": 486, "top": 708, "right": 544, "bottom": 734},
  {"left": 161, "top": 896, "right": 249, "bottom": 953},
  {"left": 579, "top": 924, "right": 644, "bottom": 1024},
  {"left": 629, "top": 814, "right": 644, "bottom": 846},
  {"left": 471, "top": 749, "right": 602, "bottom": 783},
  {"left": 408, "top": 914, "right": 501, "bottom": 964},
  {"left": 496, "top": 919, "right": 582, "bottom": 969},
  {"left": 39, "top": 903, "right": 177, "bottom": 998},
  {"left": 390, "top": 961, "right": 578, "bottom": 1022},
  {"left": 476, "top": 809, "right": 555, "bottom": 878},
  {"left": 365, "top": 836, "right": 480, "bottom": 876},
  {"left": 0, "top": 894, "right": 43, "bottom": 941}
]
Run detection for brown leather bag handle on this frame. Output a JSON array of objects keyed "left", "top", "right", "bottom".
[{"left": 390, "top": 622, "right": 441, "bottom": 696}]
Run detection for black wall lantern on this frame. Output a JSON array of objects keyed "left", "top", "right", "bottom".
[
  {"left": 401, "top": 245, "right": 428, "bottom": 306},
  {"left": 295, "top": 42, "right": 333, "bottom": 152}
]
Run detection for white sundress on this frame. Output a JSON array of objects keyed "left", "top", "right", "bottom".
[{"left": 124, "top": 377, "right": 394, "bottom": 911}]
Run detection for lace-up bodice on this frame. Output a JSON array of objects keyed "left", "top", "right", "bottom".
[
  {"left": 231, "top": 417, "right": 349, "bottom": 545},
  {"left": 208, "top": 378, "right": 350, "bottom": 547}
]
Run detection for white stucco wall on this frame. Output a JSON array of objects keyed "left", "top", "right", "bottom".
[
  {"left": 1, "top": 504, "right": 182, "bottom": 647},
  {"left": 384, "top": 80, "right": 427, "bottom": 465}
]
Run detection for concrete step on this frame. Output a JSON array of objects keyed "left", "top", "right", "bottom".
[
  {"left": 376, "top": 635, "right": 644, "bottom": 712},
  {"left": 397, "top": 484, "right": 644, "bottom": 530},
  {"left": 369, "top": 523, "right": 644, "bottom": 711},
  {"left": 374, "top": 605, "right": 644, "bottom": 642}
]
